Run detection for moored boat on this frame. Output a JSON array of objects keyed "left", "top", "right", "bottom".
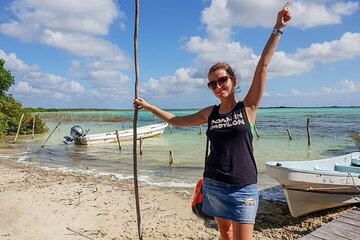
[
  {"left": 265, "top": 152, "right": 360, "bottom": 217},
  {"left": 64, "top": 122, "right": 168, "bottom": 145}
]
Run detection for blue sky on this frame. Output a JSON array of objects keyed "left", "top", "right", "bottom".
[{"left": 0, "top": 0, "right": 359, "bottom": 109}]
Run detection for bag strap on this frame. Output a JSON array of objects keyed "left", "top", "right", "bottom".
[{"left": 205, "top": 137, "right": 209, "bottom": 161}]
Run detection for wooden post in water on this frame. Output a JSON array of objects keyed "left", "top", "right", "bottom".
[
  {"left": 287, "top": 129, "right": 293, "bottom": 140},
  {"left": 169, "top": 150, "right": 173, "bottom": 169},
  {"left": 41, "top": 121, "right": 61, "bottom": 148},
  {"left": 116, "top": 130, "right": 122, "bottom": 150},
  {"left": 13, "top": 113, "right": 25, "bottom": 143},
  {"left": 31, "top": 116, "right": 36, "bottom": 139},
  {"left": 139, "top": 137, "right": 143, "bottom": 155},
  {"left": 169, "top": 125, "right": 173, "bottom": 134},
  {"left": 25, "top": 140, "right": 30, "bottom": 153},
  {"left": 307, "top": 118, "right": 311, "bottom": 146},
  {"left": 254, "top": 125, "right": 260, "bottom": 138}
]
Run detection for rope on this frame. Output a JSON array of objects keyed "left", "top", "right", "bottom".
[{"left": 346, "top": 172, "right": 360, "bottom": 192}]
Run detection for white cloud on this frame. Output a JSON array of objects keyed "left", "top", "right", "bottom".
[
  {"left": 0, "top": 49, "right": 39, "bottom": 73},
  {"left": 140, "top": 68, "right": 206, "bottom": 98},
  {"left": 289, "top": 79, "right": 360, "bottom": 97},
  {"left": 290, "top": 1, "right": 358, "bottom": 29},
  {"left": 5, "top": 0, "right": 120, "bottom": 36},
  {"left": 0, "top": 0, "right": 133, "bottom": 104},
  {"left": 0, "top": 0, "right": 131, "bottom": 68},
  {"left": 294, "top": 32, "right": 360, "bottom": 63},
  {"left": 201, "top": 0, "right": 358, "bottom": 40}
]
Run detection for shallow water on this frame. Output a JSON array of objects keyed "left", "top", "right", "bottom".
[{"left": 1, "top": 107, "right": 359, "bottom": 188}]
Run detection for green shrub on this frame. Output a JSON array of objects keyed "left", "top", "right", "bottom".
[
  {"left": 0, "top": 112, "right": 9, "bottom": 138},
  {"left": 0, "top": 59, "right": 48, "bottom": 138}
]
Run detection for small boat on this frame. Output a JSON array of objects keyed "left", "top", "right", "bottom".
[
  {"left": 265, "top": 152, "right": 360, "bottom": 217},
  {"left": 64, "top": 122, "right": 168, "bottom": 145}
]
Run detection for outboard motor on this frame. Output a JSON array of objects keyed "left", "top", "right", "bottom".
[{"left": 63, "top": 125, "right": 89, "bottom": 145}]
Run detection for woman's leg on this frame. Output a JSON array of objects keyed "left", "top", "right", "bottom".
[
  {"left": 232, "top": 222, "right": 254, "bottom": 240},
  {"left": 215, "top": 217, "right": 233, "bottom": 240}
]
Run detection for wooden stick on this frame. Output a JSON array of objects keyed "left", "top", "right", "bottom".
[
  {"left": 169, "top": 125, "right": 173, "bottom": 134},
  {"left": 25, "top": 140, "right": 30, "bottom": 153},
  {"left": 13, "top": 113, "right": 24, "bottom": 143},
  {"left": 41, "top": 121, "right": 61, "bottom": 148},
  {"left": 66, "top": 227, "right": 95, "bottom": 240},
  {"left": 116, "top": 130, "right": 122, "bottom": 150},
  {"left": 31, "top": 115, "right": 36, "bottom": 139},
  {"left": 132, "top": 0, "right": 143, "bottom": 238},
  {"left": 169, "top": 150, "right": 173, "bottom": 169},
  {"left": 254, "top": 125, "right": 260, "bottom": 138},
  {"left": 307, "top": 118, "right": 311, "bottom": 146},
  {"left": 287, "top": 129, "right": 293, "bottom": 140},
  {"left": 139, "top": 137, "right": 143, "bottom": 155}
]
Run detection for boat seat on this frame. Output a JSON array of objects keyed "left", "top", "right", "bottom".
[{"left": 334, "top": 164, "right": 360, "bottom": 174}]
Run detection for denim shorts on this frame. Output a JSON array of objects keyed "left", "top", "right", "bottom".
[{"left": 202, "top": 177, "right": 259, "bottom": 224}]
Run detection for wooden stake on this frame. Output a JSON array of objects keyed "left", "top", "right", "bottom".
[
  {"left": 169, "top": 125, "right": 173, "bottom": 134},
  {"left": 287, "top": 129, "right": 293, "bottom": 140},
  {"left": 139, "top": 137, "right": 143, "bottom": 155},
  {"left": 41, "top": 121, "right": 61, "bottom": 148},
  {"left": 25, "top": 140, "right": 30, "bottom": 153},
  {"left": 13, "top": 113, "right": 24, "bottom": 143},
  {"left": 169, "top": 150, "right": 173, "bottom": 168},
  {"left": 116, "top": 130, "right": 122, "bottom": 150},
  {"left": 307, "top": 118, "right": 311, "bottom": 146},
  {"left": 254, "top": 125, "right": 260, "bottom": 138},
  {"left": 132, "top": 0, "right": 143, "bottom": 238},
  {"left": 31, "top": 115, "right": 36, "bottom": 139}
]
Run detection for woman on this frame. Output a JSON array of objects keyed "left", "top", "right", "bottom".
[{"left": 135, "top": 3, "right": 292, "bottom": 240}]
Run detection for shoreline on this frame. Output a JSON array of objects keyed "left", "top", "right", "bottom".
[{"left": 0, "top": 159, "right": 352, "bottom": 240}]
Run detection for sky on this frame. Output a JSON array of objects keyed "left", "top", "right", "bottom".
[{"left": 0, "top": 0, "right": 360, "bottom": 109}]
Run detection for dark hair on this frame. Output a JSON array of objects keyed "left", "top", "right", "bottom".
[
  {"left": 208, "top": 63, "right": 236, "bottom": 79},
  {"left": 208, "top": 62, "right": 241, "bottom": 93}
]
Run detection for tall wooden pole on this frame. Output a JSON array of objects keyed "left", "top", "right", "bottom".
[
  {"left": 13, "top": 113, "right": 24, "bottom": 143},
  {"left": 132, "top": 0, "right": 142, "bottom": 239}
]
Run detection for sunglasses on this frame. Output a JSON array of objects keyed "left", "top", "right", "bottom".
[{"left": 207, "top": 76, "right": 230, "bottom": 90}]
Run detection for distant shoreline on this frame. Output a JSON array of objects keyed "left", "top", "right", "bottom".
[{"left": 25, "top": 105, "right": 360, "bottom": 112}]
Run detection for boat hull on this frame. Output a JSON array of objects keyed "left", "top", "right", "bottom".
[
  {"left": 266, "top": 152, "right": 360, "bottom": 217},
  {"left": 74, "top": 122, "right": 168, "bottom": 145},
  {"left": 284, "top": 187, "right": 360, "bottom": 217}
]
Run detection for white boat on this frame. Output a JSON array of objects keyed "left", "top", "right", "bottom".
[
  {"left": 73, "top": 122, "right": 168, "bottom": 145},
  {"left": 265, "top": 152, "right": 360, "bottom": 217}
]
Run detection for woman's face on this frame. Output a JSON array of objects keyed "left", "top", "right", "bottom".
[{"left": 208, "top": 68, "right": 235, "bottom": 99}]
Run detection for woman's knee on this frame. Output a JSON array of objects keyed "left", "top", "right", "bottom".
[{"left": 215, "top": 217, "right": 233, "bottom": 240}]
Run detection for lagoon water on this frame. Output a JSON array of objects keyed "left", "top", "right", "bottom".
[{"left": 1, "top": 107, "right": 359, "bottom": 188}]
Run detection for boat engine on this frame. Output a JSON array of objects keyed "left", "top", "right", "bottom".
[{"left": 63, "top": 125, "right": 89, "bottom": 145}]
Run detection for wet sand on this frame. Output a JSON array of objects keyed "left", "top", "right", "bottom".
[{"left": 0, "top": 159, "right": 353, "bottom": 240}]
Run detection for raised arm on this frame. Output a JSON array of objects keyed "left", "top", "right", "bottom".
[
  {"left": 244, "top": 3, "right": 292, "bottom": 123},
  {"left": 134, "top": 97, "right": 212, "bottom": 127}
]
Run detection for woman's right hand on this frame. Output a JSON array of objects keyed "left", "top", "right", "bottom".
[
  {"left": 275, "top": 2, "right": 292, "bottom": 29},
  {"left": 134, "top": 98, "right": 153, "bottom": 111}
]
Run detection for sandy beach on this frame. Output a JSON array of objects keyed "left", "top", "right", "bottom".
[{"left": 0, "top": 159, "right": 353, "bottom": 240}]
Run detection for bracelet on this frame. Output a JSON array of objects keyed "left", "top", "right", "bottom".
[
  {"left": 272, "top": 28, "right": 283, "bottom": 36},
  {"left": 150, "top": 105, "right": 156, "bottom": 111}
]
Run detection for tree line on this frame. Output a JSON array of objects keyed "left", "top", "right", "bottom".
[{"left": 0, "top": 59, "right": 48, "bottom": 138}]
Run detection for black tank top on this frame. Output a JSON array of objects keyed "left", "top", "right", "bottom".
[{"left": 203, "top": 102, "right": 257, "bottom": 184}]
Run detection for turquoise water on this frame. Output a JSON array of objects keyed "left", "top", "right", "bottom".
[{"left": 1, "top": 107, "right": 359, "bottom": 188}]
